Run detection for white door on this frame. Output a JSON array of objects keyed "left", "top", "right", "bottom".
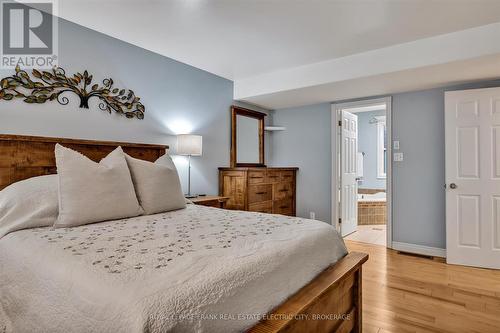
[
  {"left": 341, "top": 111, "right": 358, "bottom": 237},
  {"left": 445, "top": 88, "right": 500, "bottom": 269}
]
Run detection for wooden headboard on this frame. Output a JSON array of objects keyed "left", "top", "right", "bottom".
[{"left": 0, "top": 134, "right": 168, "bottom": 190}]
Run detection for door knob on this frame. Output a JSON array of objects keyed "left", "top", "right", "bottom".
[{"left": 449, "top": 183, "right": 457, "bottom": 189}]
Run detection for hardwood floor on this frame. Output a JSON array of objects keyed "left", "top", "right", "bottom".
[{"left": 345, "top": 240, "right": 500, "bottom": 333}]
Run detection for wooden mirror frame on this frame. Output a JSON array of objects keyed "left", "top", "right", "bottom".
[{"left": 230, "top": 106, "right": 266, "bottom": 167}]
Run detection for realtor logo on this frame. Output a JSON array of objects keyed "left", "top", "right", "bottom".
[{"left": 1, "top": 0, "right": 58, "bottom": 69}]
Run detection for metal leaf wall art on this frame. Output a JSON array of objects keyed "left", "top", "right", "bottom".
[{"left": 0, "top": 66, "right": 145, "bottom": 119}]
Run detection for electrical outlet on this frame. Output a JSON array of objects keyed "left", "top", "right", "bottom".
[
  {"left": 393, "top": 140, "right": 400, "bottom": 150},
  {"left": 394, "top": 152, "right": 404, "bottom": 162},
  {"left": 310, "top": 211, "right": 316, "bottom": 220}
]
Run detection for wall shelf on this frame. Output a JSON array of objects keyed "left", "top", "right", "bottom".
[{"left": 264, "top": 126, "right": 286, "bottom": 131}]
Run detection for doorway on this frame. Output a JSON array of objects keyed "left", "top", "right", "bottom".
[{"left": 332, "top": 97, "right": 392, "bottom": 248}]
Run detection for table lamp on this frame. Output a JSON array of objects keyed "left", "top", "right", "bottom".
[{"left": 176, "top": 134, "right": 202, "bottom": 198}]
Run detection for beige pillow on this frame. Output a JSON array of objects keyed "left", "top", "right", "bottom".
[
  {"left": 125, "top": 153, "right": 186, "bottom": 215},
  {"left": 54, "top": 144, "right": 143, "bottom": 228},
  {"left": 0, "top": 175, "right": 58, "bottom": 238}
]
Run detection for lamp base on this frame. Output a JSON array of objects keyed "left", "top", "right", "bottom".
[{"left": 185, "top": 194, "right": 198, "bottom": 199}]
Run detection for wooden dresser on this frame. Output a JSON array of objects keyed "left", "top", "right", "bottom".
[{"left": 218, "top": 167, "right": 298, "bottom": 216}]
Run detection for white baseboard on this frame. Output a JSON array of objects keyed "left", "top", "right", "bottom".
[{"left": 392, "top": 242, "right": 446, "bottom": 258}]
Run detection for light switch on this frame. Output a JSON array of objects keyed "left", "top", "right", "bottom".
[
  {"left": 393, "top": 141, "right": 400, "bottom": 150},
  {"left": 394, "top": 153, "right": 404, "bottom": 162}
]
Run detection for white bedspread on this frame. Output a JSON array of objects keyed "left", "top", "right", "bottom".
[{"left": 0, "top": 205, "right": 347, "bottom": 333}]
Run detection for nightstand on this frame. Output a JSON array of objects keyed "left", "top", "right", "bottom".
[{"left": 190, "top": 195, "right": 229, "bottom": 209}]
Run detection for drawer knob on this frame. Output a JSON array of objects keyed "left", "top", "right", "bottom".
[{"left": 256, "top": 191, "right": 267, "bottom": 195}]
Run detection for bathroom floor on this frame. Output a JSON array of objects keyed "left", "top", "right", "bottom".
[{"left": 344, "top": 225, "right": 386, "bottom": 246}]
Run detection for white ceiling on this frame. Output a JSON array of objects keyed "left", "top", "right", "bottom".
[{"left": 58, "top": 0, "right": 500, "bottom": 109}]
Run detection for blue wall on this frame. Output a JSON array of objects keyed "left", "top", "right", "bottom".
[
  {"left": 357, "top": 110, "right": 386, "bottom": 190},
  {"left": 270, "top": 103, "right": 332, "bottom": 223},
  {"left": 391, "top": 89, "right": 445, "bottom": 248}
]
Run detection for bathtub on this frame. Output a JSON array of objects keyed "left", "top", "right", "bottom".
[
  {"left": 358, "top": 191, "right": 386, "bottom": 225},
  {"left": 358, "top": 192, "right": 386, "bottom": 202}
]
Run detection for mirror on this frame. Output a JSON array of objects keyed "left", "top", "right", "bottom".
[
  {"left": 230, "top": 106, "right": 266, "bottom": 167},
  {"left": 237, "top": 116, "right": 260, "bottom": 163}
]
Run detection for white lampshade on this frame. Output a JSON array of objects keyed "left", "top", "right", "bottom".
[{"left": 177, "top": 134, "right": 202, "bottom": 156}]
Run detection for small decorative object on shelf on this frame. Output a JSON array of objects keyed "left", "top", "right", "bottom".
[{"left": 0, "top": 66, "right": 145, "bottom": 119}]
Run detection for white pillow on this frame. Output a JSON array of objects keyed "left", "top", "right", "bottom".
[
  {"left": 125, "top": 153, "right": 186, "bottom": 215},
  {"left": 54, "top": 144, "right": 143, "bottom": 228},
  {"left": 0, "top": 175, "right": 58, "bottom": 238}
]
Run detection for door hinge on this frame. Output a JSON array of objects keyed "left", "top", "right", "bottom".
[
  {"left": 338, "top": 120, "right": 342, "bottom": 127},
  {"left": 338, "top": 218, "right": 342, "bottom": 224}
]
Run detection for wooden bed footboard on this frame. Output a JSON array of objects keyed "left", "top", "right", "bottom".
[{"left": 248, "top": 252, "right": 368, "bottom": 333}]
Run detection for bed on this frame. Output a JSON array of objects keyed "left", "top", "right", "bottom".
[{"left": 0, "top": 134, "right": 368, "bottom": 333}]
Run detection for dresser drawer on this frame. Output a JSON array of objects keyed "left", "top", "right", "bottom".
[
  {"left": 280, "top": 171, "right": 295, "bottom": 183},
  {"left": 248, "top": 184, "right": 272, "bottom": 203},
  {"left": 222, "top": 171, "right": 245, "bottom": 177},
  {"left": 248, "top": 170, "right": 266, "bottom": 184},
  {"left": 273, "top": 198, "right": 294, "bottom": 216},
  {"left": 274, "top": 182, "right": 293, "bottom": 200},
  {"left": 249, "top": 201, "right": 273, "bottom": 213},
  {"left": 266, "top": 170, "right": 281, "bottom": 183}
]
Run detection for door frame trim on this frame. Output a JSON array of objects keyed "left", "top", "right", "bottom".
[{"left": 331, "top": 96, "right": 393, "bottom": 248}]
